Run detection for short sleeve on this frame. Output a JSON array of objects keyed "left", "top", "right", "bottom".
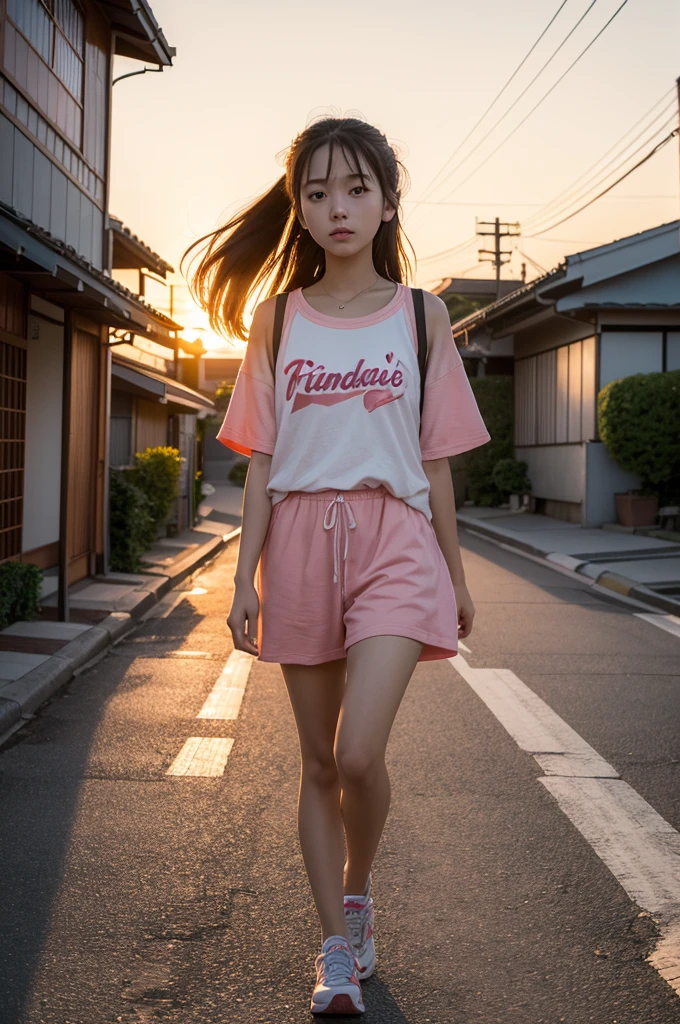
[
  {"left": 216, "top": 301, "right": 276, "bottom": 458},
  {"left": 419, "top": 296, "right": 491, "bottom": 460}
]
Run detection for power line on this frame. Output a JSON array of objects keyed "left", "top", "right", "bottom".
[
  {"left": 526, "top": 113, "right": 678, "bottom": 234},
  {"left": 525, "top": 128, "right": 679, "bottom": 236},
  {"left": 418, "top": 235, "right": 480, "bottom": 265},
  {"left": 413, "top": 0, "right": 601, "bottom": 210},
  {"left": 523, "top": 87, "right": 674, "bottom": 228},
  {"left": 413, "top": 0, "right": 572, "bottom": 208},
  {"left": 437, "top": 0, "right": 633, "bottom": 203},
  {"left": 524, "top": 95, "right": 677, "bottom": 231},
  {"left": 515, "top": 247, "right": 549, "bottom": 275}
]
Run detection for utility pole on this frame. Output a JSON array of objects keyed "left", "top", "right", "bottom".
[
  {"left": 677, "top": 77, "right": 680, "bottom": 198},
  {"left": 477, "top": 217, "right": 521, "bottom": 300}
]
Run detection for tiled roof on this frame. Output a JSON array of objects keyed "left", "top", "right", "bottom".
[
  {"left": 0, "top": 200, "right": 182, "bottom": 330},
  {"left": 109, "top": 215, "right": 174, "bottom": 275}
]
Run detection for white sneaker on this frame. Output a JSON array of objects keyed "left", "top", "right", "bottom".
[
  {"left": 310, "top": 935, "right": 365, "bottom": 1015},
  {"left": 344, "top": 873, "right": 376, "bottom": 979}
]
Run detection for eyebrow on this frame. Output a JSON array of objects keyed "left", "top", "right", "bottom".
[{"left": 304, "top": 172, "right": 369, "bottom": 185}]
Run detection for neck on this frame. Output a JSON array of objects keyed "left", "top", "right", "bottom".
[{"left": 318, "top": 252, "right": 382, "bottom": 296}]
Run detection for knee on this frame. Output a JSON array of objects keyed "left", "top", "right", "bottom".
[
  {"left": 335, "top": 744, "right": 382, "bottom": 787},
  {"left": 301, "top": 754, "right": 340, "bottom": 790}
]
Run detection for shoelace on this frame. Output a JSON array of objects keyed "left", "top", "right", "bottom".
[
  {"left": 315, "top": 944, "right": 358, "bottom": 986},
  {"left": 344, "top": 903, "right": 369, "bottom": 950}
]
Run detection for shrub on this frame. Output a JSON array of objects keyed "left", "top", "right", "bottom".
[
  {"left": 130, "top": 446, "right": 182, "bottom": 528},
  {"left": 109, "top": 468, "right": 157, "bottom": 571},
  {"left": 598, "top": 369, "right": 680, "bottom": 503},
  {"left": 492, "top": 457, "right": 531, "bottom": 498},
  {"left": 193, "top": 470, "right": 204, "bottom": 519},
  {"left": 450, "top": 376, "right": 513, "bottom": 506},
  {"left": 0, "top": 561, "right": 42, "bottom": 630},
  {"left": 228, "top": 459, "right": 249, "bottom": 486},
  {"left": 214, "top": 380, "right": 235, "bottom": 414}
]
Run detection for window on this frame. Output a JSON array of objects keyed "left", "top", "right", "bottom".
[
  {"left": 7, "top": 0, "right": 84, "bottom": 102},
  {"left": 515, "top": 337, "right": 597, "bottom": 446},
  {"left": 0, "top": 341, "right": 27, "bottom": 562}
]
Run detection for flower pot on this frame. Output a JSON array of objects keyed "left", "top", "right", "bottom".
[{"left": 615, "top": 492, "right": 658, "bottom": 528}]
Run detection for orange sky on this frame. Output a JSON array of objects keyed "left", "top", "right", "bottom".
[{"left": 109, "top": 0, "right": 680, "bottom": 354}]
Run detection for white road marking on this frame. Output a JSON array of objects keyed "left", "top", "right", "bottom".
[
  {"left": 165, "top": 736, "right": 235, "bottom": 777},
  {"left": 458, "top": 640, "right": 471, "bottom": 653},
  {"left": 634, "top": 612, "right": 680, "bottom": 640},
  {"left": 450, "top": 652, "right": 680, "bottom": 998},
  {"left": 197, "top": 650, "right": 253, "bottom": 720}
]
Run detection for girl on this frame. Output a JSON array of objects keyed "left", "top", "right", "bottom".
[{"left": 182, "top": 116, "right": 490, "bottom": 1016}]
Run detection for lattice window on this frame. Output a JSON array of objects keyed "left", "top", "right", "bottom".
[{"left": 0, "top": 341, "right": 27, "bottom": 562}]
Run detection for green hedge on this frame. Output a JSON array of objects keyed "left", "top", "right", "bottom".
[
  {"left": 109, "top": 446, "right": 182, "bottom": 571},
  {"left": 492, "top": 457, "right": 531, "bottom": 498},
  {"left": 109, "top": 468, "right": 156, "bottom": 572},
  {"left": 0, "top": 561, "right": 42, "bottom": 630},
  {"left": 450, "top": 376, "right": 513, "bottom": 506},
  {"left": 598, "top": 369, "right": 680, "bottom": 503},
  {"left": 130, "top": 446, "right": 181, "bottom": 527},
  {"left": 193, "top": 470, "right": 204, "bottom": 520}
]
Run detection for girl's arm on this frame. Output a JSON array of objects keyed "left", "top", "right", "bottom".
[
  {"left": 228, "top": 450, "right": 273, "bottom": 655},
  {"left": 423, "top": 456, "right": 475, "bottom": 639}
]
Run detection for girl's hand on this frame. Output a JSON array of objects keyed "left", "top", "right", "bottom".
[
  {"left": 227, "top": 581, "right": 260, "bottom": 656},
  {"left": 454, "top": 582, "right": 475, "bottom": 639}
]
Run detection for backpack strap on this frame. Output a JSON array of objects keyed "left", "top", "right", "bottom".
[
  {"left": 271, "top": 291, "right": 289, "bottom": 375},
  {"left": 411, "top": 288, "right": 428, "bottom": 429}
]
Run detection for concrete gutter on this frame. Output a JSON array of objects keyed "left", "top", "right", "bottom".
[{"left": 458, "top": 512, "right": 680, "bottom": 617}]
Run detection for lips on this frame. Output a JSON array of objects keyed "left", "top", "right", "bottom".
[{"left": 331, "top": 230, "right": 353, "bottom": 237}]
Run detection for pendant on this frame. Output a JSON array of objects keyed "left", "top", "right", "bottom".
[{"left": 338, "top": 303, "right": 345, "bottom": 309}]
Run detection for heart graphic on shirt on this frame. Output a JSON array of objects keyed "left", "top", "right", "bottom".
[
  {"left": 385, "top": 352, "right": 394, "bottom": 363},
  {"left": 364, "top": 389, "right": 402, "bottom": 412}
]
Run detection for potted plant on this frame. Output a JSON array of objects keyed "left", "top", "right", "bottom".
[
  {"left": 614, "top": 491, "right": 659, "bottom": 528},
  {"left": 492, "top": 457, "right": 532, "bottom": 510},
  {"left": 598, "top": 369, "right": 680, "bottom": 528}
]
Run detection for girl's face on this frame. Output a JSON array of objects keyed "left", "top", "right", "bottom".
[{"left": 297, "top": 143, "right": 396, "bottom": 255}]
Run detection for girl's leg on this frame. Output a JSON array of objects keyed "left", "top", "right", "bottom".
[
  {"left": 280, "top": 657, "right": 349, "bottom": 943},
  {"left": 336, "top": 634, "right": 423, "bottom": 896}
]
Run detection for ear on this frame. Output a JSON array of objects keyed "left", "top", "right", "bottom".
[{"left": 381, "top": 200, "right": 397, "bottom": 224}]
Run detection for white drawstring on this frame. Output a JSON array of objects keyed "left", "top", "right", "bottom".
[{"left": 323, "top": 493, "right": 357, "bottom": 592}]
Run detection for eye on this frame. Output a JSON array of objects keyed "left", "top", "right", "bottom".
[
  {"left": 308, "top": 190, "right": 325, "bottom": 200},
  {"left": 351, "top": 186, "right": 367, "bottom": 195}
]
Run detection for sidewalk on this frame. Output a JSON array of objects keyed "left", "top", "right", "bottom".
[
  {"left": 0, "top": 482, "right": 244, "bottom": 746},
  {"left": 457, "top": 506, "right": 680, "bottom": 615}
]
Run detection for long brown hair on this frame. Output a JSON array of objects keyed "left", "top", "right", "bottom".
[{"left": 180, "top": 116, "right": 415, "bottom": 341}]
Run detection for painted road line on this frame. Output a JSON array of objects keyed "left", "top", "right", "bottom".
[
  {"left": 166, "top": 737, "right": 235, "bottom": 777},
  {"left": 458, "top": 640, "right": 471, "bottom": 654},
  {"left": 452, "top": 655, "right": 617, "bottom": 778},
  {"left": 449, "top": 652, "right": 680, "bottom": 998},
  {"left": 197, "top": 650, "right": 253, "bottom": 720},
  {"left": 634, "top": 612, "right": 680, "bottom": 640}
]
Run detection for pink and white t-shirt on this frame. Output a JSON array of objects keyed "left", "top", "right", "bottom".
[{"left": 217, "top": 283, "right": 490, "bottom": 522}]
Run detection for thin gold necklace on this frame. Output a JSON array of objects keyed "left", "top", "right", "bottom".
[{"left": 316, "top": 274, "right": 380, "bottom": 310}]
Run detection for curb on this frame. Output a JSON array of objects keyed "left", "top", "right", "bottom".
[
  {"left": 458, "top": 516, "right": 680, "bottom": 617},
  {"left": 0, "top": 528, "right": 240, "bottom": 747}
]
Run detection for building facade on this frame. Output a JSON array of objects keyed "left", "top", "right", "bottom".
[
  {"left": 0, "top": 0, "right": 212, "bottom": 618},
  {"left": 452, "top": 221, "right": 680, "bottom": 526}
]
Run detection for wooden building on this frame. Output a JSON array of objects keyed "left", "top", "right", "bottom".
[{"left": 0, "top": 0, "right": 212, "bottom": 618}]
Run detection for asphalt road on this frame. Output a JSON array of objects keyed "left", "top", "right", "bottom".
[{"left": 1, "top": 528, "right": 679, "bottom": 1024}]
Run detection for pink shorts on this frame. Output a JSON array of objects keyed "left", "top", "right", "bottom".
[{"left": 254, "top": 485, "right": 459, "bottom": 665}]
